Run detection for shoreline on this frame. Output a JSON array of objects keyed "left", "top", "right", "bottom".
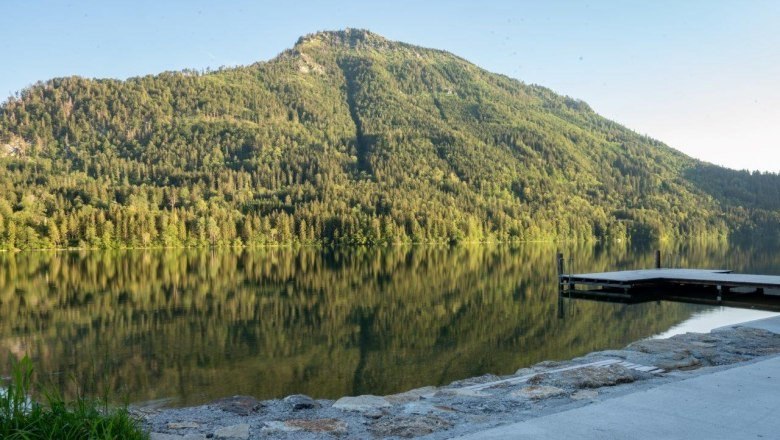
[{"left": 135, "top": 316, "right": 780, "bottom": 439}]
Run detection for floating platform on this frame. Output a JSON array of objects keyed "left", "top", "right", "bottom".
[
  {"left": 558, "top": 266, "right": 780, "bottom": 312},
  {"left": 562, "top": 268, "right": 780, "bottom": 292}
]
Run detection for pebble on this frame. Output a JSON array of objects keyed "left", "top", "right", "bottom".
[
  {"left": 151, "top": 434, "right": 206, "bottom": 440},
  {"left": 167, "top": 422, "right": 200, "bottom": 429},
  {"left": 571, "top": 389, "right": 599, "bottom": 400}
]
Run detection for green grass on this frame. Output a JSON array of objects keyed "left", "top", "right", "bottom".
[{"left": 0, "top": 356, "right": 148, "bottom": 440}]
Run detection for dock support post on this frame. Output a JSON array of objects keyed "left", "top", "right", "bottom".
[
  {"left": 557, "top": 252, "right": 565, "bottom": 293},
  {"left": 716, "top": 285, "right": 730, "bottom": 302},
  {"left": 557, "top": 252, "right": 564, "bottom": 276},
  {"left": 568, "top": 255, "right": 575, "bottom": 291},
  {"left": 654, "top": 250, "right": 661, "bottom": 269},
  {"left": 557, "top": 291, "right": 565, "bottom": 319}
]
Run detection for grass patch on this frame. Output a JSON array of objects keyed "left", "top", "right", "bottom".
[{"left": 0, "top": 355, "right": 148, "bottom": 439}]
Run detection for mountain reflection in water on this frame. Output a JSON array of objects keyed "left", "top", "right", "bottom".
[{"left": 0, "top": 239, "right": 776, "bottom": 407}]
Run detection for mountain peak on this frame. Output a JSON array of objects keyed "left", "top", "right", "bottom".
[{"left": 294, "top": 29, "right": 392, "bottom": 50}]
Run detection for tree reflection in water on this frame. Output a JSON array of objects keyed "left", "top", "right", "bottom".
[{"left": 0, "top": 239, "right": 775, "bottom": 407}]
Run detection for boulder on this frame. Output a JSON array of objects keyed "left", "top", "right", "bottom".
[
  {"left": 333, "top": 395, "right": 391, "bottom": 412},
  {"left": 283, "top": 394, "right": 321, "bottom": 410},
  {"left": 558, "top": 364, "right": 636, "bottom": 389}
]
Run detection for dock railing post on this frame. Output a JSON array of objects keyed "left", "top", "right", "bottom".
[{"left": 654, "top": 250, "right": 661, "bottom": 269}]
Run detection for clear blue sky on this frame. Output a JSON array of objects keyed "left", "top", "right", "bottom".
[{"left": 2, "top": 0, "right": 778, "bottom": 171}]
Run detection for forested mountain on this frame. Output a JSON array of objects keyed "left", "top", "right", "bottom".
[{"left": 0, "top": 29, "right": 777, "bottom": 249}]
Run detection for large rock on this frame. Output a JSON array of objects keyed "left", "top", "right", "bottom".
[
  {"left": 619, "top": 329, "right": 780, "bottom": 371},
  {"left": 705, "top": 327, "right": 780, "bottom": 361},
  {"left": 214, "top": 423, "right": 250, "bottom": 439},
  {"left": 333, "top": 395, "right": 391, "bottom": 412},
  {"left": 369, "top": 415, "right": 452, "bottom": 438},
  {"left": 510, "top": 385, "right": 565, "bottom": 400},
  {"left": 514, "top": 367, "right": 535, "bottom": 376},
  {"left": 283, "top": 394, "right": 321, "bottom": 410},
  {"left": 655, "top": 354, "right": 702, "bottom": 371},
  {"left": 628, "top": 338, "right": 704, "bottom": 360},
  {"left": 576, "top": 327, "right": 780, "bottom": 375},
  {"left": 559, "top": 364, "right": 636, "bottom": 389},
  {"left": 524, "top": 364, "right": 638, "bottom": 390}
]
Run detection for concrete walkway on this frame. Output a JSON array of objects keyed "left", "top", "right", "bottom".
[
  {"left": 724, "top": 314, "right": 780, "bottom": 334},
  {"left": 458, "top": 317, "right": 780, "bottom": 440}
]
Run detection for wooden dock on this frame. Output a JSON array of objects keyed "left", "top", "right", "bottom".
[
  {"left": 557, "top": 253, "right": 780, "bottom": 312},
  {"left": 563, "top": 268, "right": 780, "bottom": 293}
]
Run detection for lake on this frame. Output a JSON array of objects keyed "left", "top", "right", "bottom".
[{"left": 0, "top": 239, "right": 777, "bottom": 407}]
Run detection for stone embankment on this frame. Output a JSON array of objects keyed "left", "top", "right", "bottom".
[{"left": 136, "top": 325, "right": 780, "bottom": 439}]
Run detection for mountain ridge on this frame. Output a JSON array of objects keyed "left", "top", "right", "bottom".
[{"left": 0, "top": 29, "right": 777, "bottom": 249}]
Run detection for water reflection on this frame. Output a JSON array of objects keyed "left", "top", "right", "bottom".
[
  {"left": 0, "top": 239, "right": 775, "bottom": 407},
  {"left": 653, "top": 308, "right": 779, "bottom": 339}
]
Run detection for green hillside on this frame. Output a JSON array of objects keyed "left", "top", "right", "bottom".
[{"left": 0, "top": 29, "right": 777, "bottom": 249}]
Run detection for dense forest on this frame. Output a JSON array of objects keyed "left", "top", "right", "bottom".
[{"left": 0, "top": 29, "right": 777, "bottom": 250}]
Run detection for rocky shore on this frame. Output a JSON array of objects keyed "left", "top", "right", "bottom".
[{"left": 135, "top": 324, "right": 780, "bottom": 439}]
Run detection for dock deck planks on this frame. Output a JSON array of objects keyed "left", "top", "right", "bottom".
[{"left": 563, "top": 268, "right": 780, "bottom": 290}]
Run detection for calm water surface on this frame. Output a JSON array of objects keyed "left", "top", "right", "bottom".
[{"left": 0, "top": 239, "right": 777, "bottom": 406}]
